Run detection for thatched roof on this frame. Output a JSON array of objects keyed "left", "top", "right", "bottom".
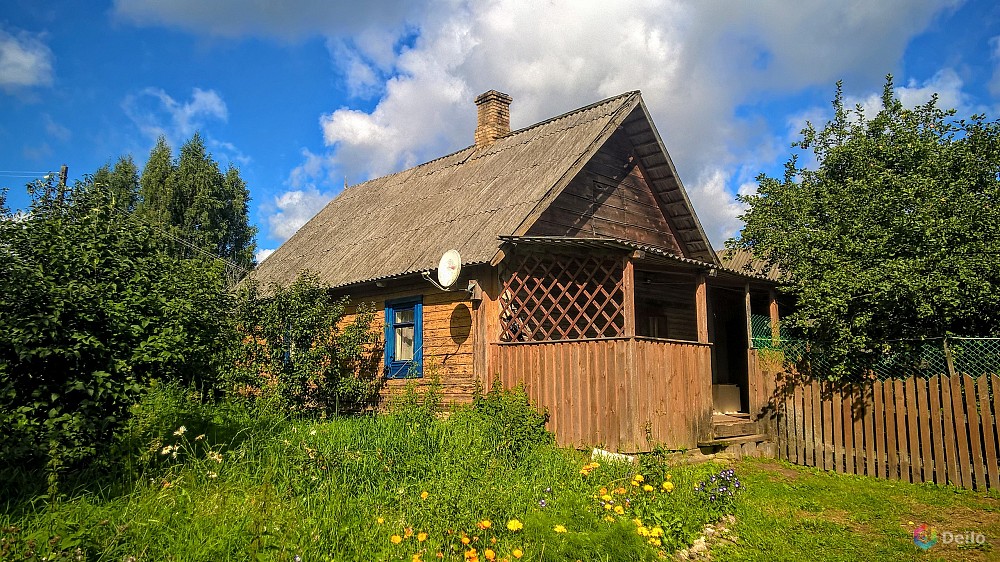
[{"left": 254, "top": 91, "right": 717, "bottom": 289}]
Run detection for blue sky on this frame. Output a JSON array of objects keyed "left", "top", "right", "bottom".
[{"left": 2, "top": 0, "right": 999, "bottom": 261}]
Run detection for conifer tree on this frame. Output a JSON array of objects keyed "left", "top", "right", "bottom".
[{"left": 93, "top": 155, "right": 139, "bottom": 212}]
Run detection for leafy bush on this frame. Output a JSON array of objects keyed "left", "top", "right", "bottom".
[
  {"left": 468, "top": 384, "right": 553, "bottom": 462},
  {"left": 230, "top": 272, "right": 383, "bottom": 414},
  {"left": 0, "top": 178, "right": 235, "bottom": 483}
]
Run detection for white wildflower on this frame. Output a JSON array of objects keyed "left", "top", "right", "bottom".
[{"left": 174, "top": 426, "right": 187, "bottom": 436}]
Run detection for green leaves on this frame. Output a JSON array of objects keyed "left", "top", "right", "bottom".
[
  {"left": 0, "top": 175, "right": 236, "bottom": 475},
  {"left": 734, "top": 75, "right": 1000, "bottom": 375}
]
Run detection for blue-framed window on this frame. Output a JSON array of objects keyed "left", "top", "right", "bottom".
[{"left": 385, "top": 296, "right": 423, "bottom": 378}]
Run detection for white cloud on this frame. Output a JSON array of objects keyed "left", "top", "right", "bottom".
[
  {"left": 123, "top": 87, "right": 228, "bottom": 142},
  {"left": 113, "top": 0, "right": 418, "bottom": 39},
  {"left": 41, "top": 113, "right": 71, "bottom": 142},
  {"left": 0, "top": 27, "right": 54, "bottom": 92},
  {"left": 685, "top": 169, "right": 748, "bottom": 246},
  {"left": 266, "top": 187, "right": 335, "bottom": 243},
  {"left": 137, "top": 0, "right": 959, "bottom": 245},
  {"left": 255, "top": 248, "right": 275, "bottom": 263},
  {"left": 896, "top": 68, "right": 968, "bottom": 111}
]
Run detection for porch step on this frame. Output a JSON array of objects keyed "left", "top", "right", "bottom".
[
  {"left": 698, "top": 433, "right": 769, "bottom": 447},
  {"left": 713, "top": 420, "right": 759, "bottom": 439}
]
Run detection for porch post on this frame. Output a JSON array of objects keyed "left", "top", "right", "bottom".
[
  {"left": 744, "top": 283, "right": 753, "bottom": 347},
  {"left": 695, "top": 273, "right": 709, "bottom": 344},
  {"left": 623, "top": 255, "right": 636, "bottom": 337},
  {"left": 769, "top": 289, "right": 780, "bottom": 345}
]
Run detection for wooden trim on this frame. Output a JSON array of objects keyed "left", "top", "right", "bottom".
[
  {"left": 623, "top": 257, "right": 636, "bottom": 337},
  {"left": 695, "top": 273, "right": 708, "bottom": 344},
  {"left": 768, "top": 289, "right": 780, "bottom": 345}
]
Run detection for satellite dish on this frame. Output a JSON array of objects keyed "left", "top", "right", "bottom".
[{"left": 437, "top": 249, "right": 462, "bottom": 289}]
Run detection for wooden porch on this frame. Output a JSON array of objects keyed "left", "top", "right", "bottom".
[{"left": 488, "top": 337, "right": 711, "bottom": 453}]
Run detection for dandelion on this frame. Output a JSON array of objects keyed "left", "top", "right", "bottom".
[
  {"left": 464, "top": 548, "right": 478, "bottom": 561},
  {"left": 599, "top": 487, "right": 608, "bottom": 495},
  {"left": 418, "top": 532, "right": 428, "bottom": 542},
  {"left": 377, "top": 517, "right": 385, "bottom": 524},
  {"left": 462, "top": 536, "right": 471, "bottom": 545},
  {"left": 634, "top": 474, "right": 644, "bottom": 483},
  {"left": 614, "top": 505, "right": 625, "bottom": 515},
  {"left": 604, "top": 515, "right": 615, "bottom": 522},
  {"left": 553, "top": 525, "right": 567, "bottom": 533},
  {"left": 648, "top": 538, "right": 661, "bottom": 547},
  {"left": 637, "top": 526, "right": 649, "bottom": 537},
  {"left": 404, "top": 527, "right": 414, "bottom": 538},
  {"left": 661, "top": 481, "right": 674, "bottom": 493},
  {"left": 614, "top": 487, "right": 626, "bottom": 495},
  {"left": 412, "top": 555, "right": 422, "bottom": 562},
  {"left": 665, "top": 473, "right": 672, "bottom": 480},
  {"left": 477, "top": 519, "right": 492, "bottom": 530},
  {"left": 512, "top": 549, "right": 523, "bottom": 559},
  {"left": 600, "top": 494, "right": 613, "bottom": 502},
  {"left": 642, "top": 484, "right": 654, "bottom": 492},
  {"left": 391, "top": 535, "right": 403, "bottom": 544},
  {"left": 604, "top": 504, "right": 612, "bottom": 511},
  {"left": 650, "top": 527, "right": 663, "bottom": 538},
  {"left": 421, "top": 491, "right": 429, "bottom": 500},
  {"left": 174, "top": 426, "right": 187, "bottom": 436},
  {"left": 484, "top": 549, "right": 496, "bottom": 561},
  {"left": 506, "top": 519, "right": 523, "bottom": 532}
]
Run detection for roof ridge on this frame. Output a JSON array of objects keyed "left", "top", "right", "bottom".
[{"left": 343, "top": 91, "right": 639, "bottom": 192}]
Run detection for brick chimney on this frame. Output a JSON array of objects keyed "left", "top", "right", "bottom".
[{"left": 474, "top": 90, "right": 512, "bottom": 148}]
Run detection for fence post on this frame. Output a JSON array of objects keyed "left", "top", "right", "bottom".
[{"left": 943, "top": 338, "right": 957, "bottom": 378}]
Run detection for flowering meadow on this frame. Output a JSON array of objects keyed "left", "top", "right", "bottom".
[{"left": 1, "top": 384, "right": 740, "bottom": 561}]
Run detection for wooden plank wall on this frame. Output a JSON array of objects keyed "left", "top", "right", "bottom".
[
  {"left": 489, "top": 337, "right": 712, "bottom": 453},
  {"left": 340, "top": 277, "right": 478, "bottom": 406},
  {"left": 768, "top": 372, "right": 1000, "bottom": 490}
]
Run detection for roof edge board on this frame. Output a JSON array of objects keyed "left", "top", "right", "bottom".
[{"left": 633, "top": 98, "right": 719, "bottom": 265}]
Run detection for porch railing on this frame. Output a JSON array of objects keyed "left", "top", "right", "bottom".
[{"left": 488, "top": 337, "right": 712, "bottom": 453}]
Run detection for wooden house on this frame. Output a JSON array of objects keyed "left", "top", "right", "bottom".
[{"left": 253, "top": 90, "right": 780, "bottom": 452}]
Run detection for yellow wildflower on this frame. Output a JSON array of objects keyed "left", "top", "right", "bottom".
[
  {"left": 632, "top": 518, "right": 643, "bottom": 527},
  {"left": 461, "top": 536, "right": 471, "bottom": 545},
  {"left": 661, "top": 481, "right": 674, "bottom": 493},
  {"left": 599, "top": 487, "right": 608, "bottom": 495},
  {"left": 651, "top": 527, "right": 664, "bottom": 537},
  {"left": 377, "top": 517, "right": 385, "bottom": 524},
  {"left": 600, "top": 494, "right": 613, "bottom": 502},
  {"left": 614, "top": 505, "right": 625, "bottom": 515},
  {"left": 412, "top": 555, "right": 422, "bottom": 562},
  {"left": 506, "top": 519, "right": 524, "bottom": 532},
  {"left": 553, "top": 525, "right": 567, "bottom": 533},
  {"left": 484, "top": 549, "right": 496, "bottom": 561},
  {"left": 604, "top": 515, "right": 615, "bottom": 522},
  {"left": 391, "top": 535, "right": 403, "bottom": 544},
  {"left": 634, "top": 474, "right": 644, "bottom": 483},
  {"left": 604, "top": 503, "right": 612, "bottom": 511},
  {"left": 637, "top": 526, "right": 649, "bottom": 537},
  {"left": 478, "top": 519, "right": 492, "bottom": 530},
  {"left": 648, "top": 537, "right": 661, "bottom": 547},
  {"left": 464, "top": 548, "right": 478, "bottom": 561},
  {"left": 614, "top": 487, "right": 627, "bottom": 495},
  {"left": 665, "top": 473, "right": 672, "bottom": 480},
  {"left": 418, "top": 532, "right": 428, "bottom": 542},
  {"left": 643, "top": 484, "right": 654, "bottom": 492},
  {"left": 421, "top": 491, "right": 429, "bottom": 500},
  {"left": 512, "top": 549, "right": 523, "bottom": 559}
]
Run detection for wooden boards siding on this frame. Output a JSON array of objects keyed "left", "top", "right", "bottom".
[
  {"left": 490, "top": 337, "right": 712, "bottom": 453},
  {"left": 527, "top": 129, "right": 685, "bottom": 254},
  {"left": 340, "top": 278, "right": 478, "bottom": 406},
  {"left": 763, "top": 369, "right": 1000, "bottom": 491}
]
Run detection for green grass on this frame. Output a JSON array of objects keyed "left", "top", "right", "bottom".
[
  {"left": 7, "top": 384, "right": 997, "bottom": 562},
  {"left": 0, "top": 385, "right": 732, "bottom": 561},
  {"left": 719, "top": 458, "right": 1000, "bottom": 562}
]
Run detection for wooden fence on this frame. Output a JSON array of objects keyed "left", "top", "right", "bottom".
[
  {"left": 489, "top": 337, "right": 712, "bottom": 453},
  {"left": 770, "top": 370, "right": 1000, "bottom": 490}
]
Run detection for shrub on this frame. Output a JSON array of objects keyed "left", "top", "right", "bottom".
[
  {"left": 0, "top": 178, "right": 234, "bottom": 485},
  {"left": 469, "top": 384, "right": 553, "bottom": 462},
  {"left": 229, "top": 273, "right": 383, "bottom": 414}
]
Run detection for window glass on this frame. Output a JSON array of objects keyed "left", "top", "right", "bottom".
[{"left": 395, "top": 325, "right": 414, "bottom": 361}]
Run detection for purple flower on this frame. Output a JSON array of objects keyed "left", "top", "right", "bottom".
[{"left": 539, "top": 499, "right": 547, "bottom": 508}]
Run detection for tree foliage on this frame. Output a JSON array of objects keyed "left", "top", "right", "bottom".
[
  {"left": 734, "top": 76, "right": 1000, "bottom": 372},
  {"left": 137, "top": 133, "right": 257, "bottom": 270},
  {"left": 0, "top": 176, "right": 234, "bottom": 475},
  {"left": 231, "top": 273, "right": 384, "bottom": 414}
]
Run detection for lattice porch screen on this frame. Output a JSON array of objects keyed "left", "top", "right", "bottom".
[{"left": 499, "top": 251, "right": 625, "bottom": 341}]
